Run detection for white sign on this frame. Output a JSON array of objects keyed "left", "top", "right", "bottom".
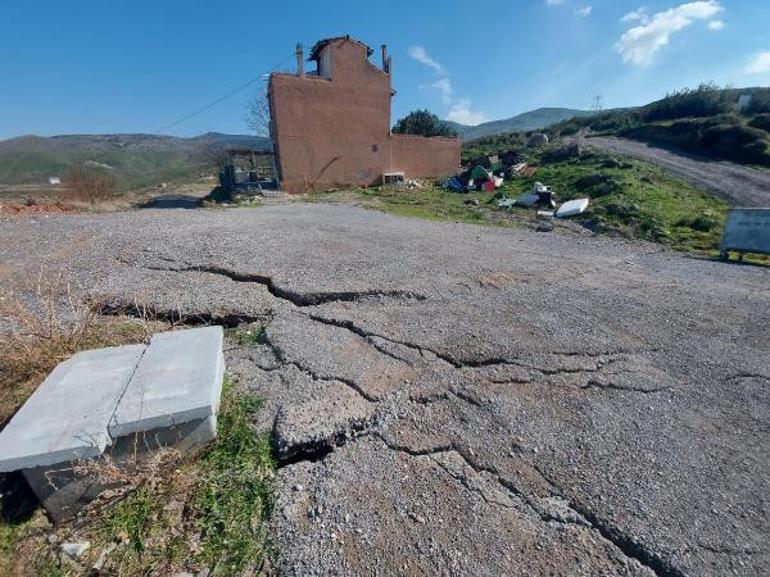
[{"left": 720, "top": 208, "right": 770, "bottom": 257}]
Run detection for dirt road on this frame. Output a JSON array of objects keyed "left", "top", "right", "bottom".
[
  {"left": 590, "top": 136, "right": 770, "bottom": 207},
  {"left": 1, "top": 205, "right": 768, "bottom": 576}
]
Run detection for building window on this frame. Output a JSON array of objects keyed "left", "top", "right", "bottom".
[{"left": 372, "top": 144, "right": 378, "bottom": 153}]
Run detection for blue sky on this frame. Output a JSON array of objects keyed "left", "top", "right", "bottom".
[{"left": 1, "top": 0, "right": 769, "bottom": 139}]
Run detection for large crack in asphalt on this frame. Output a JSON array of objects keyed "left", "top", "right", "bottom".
[
  {"left": 143, "top": 264, "right": 427, "bottom": 307},
  {"left": 104, "top": 262, "right": 685, "bottom": 576},
  {"left": 97, "top": 300, "right": 265, "bottom": 328},
  {"left": 380, "top": 435, "right": 683, "bottom": 577}
]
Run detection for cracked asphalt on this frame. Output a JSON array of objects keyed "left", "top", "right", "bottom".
[{"left": 1, "top": 203, "right": 769, "bottom": 576}]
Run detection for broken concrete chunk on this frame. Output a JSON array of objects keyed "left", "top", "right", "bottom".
[
  {"left": 0, "top": 345, "right": 146, "bottom": 473},
  {"left": 109, "top": 326, "right": 225, "bottom": 437},
  {"left": 0, "top": 326, "right": 225, "bottom": 521},
  {"left": 273, "top": 375, "right": 375, "bottom": 462}
]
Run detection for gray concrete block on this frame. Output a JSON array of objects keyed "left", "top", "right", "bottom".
[
  {"left": 109, "top": 326, "right": 224, "bottom": 438},
  {"left": 0, "top": 345, "right": 146, "bottom": 473}
]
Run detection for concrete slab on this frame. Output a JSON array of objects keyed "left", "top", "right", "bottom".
[
  {"left": 109, "top": 326, "right": 224, "bottom": 437},
  {"left": 0, "top": 345, "right": 146, "bottom": 473}
]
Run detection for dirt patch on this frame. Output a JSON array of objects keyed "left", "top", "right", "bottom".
[{"left": 0, "top": 202, "right": 78, "bottom": 216}]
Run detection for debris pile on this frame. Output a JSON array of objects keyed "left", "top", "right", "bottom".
[
  {"left": 446, "top": 151, "right": 529, "bottom": 193},
  {"left": 497, "top": 182, "right": 589, "bottom": 219}
]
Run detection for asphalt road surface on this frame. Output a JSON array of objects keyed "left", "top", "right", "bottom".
[
  {"left": 590, "top": 136, "right": 770, "bottom": 208},
  {"left": 1, "top": 204, "right": 768, "bottom": 576}
]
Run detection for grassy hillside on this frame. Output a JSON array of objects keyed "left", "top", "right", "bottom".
[
  {"left": 0, "top": 133, "right": 270, "bottom": 190},
  {"left": 448, "top": 107, "right": 595, "bottom": 141},
  {"left": 548, "top": 85, "right": 770, "bottom": 166}
]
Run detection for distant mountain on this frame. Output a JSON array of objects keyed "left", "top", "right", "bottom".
[
  {"left": 0, "top": 132, "right": 270, "bottom": 187},
  {"left": 447, "top": 107, "right": 597, "bottom": 141}
]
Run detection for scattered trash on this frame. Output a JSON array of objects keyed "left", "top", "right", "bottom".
[
  {"left": 556, "top": 198, "right": 590, "bottom": 218},
  {"left": 515, "top": 193, "right": 540, "bottom": 207},
  {"left": 383, "top": 172, "right": 405, "bottom": 187},
  {"left": 446, "top": 164, "right": 504, "bottom": 193},
  {"left": 446, "top": 176, "right": 466, "bottom": 192},
  {"left": 464, "top": 198, "right": 480, "bottom": 206},
  {"left": 497, "top": 196, "right": 514, "bottom": 209},
  {"left": 61, "top": 542, "right": 90, "bottom": 559},
  {"left": 537, "top": 210, "right": 555, "bottom": 217},
  {"left": 510, "top": 162, "right": 528, "bottom": 175}
]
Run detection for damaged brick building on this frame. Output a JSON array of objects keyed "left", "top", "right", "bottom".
[{"left": 268, "top": 36, "right": 460, "bottom": 194}]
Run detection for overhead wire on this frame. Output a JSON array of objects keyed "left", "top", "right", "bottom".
[{"left": 153, "top": 52, "right": 296, "bottom": 135}]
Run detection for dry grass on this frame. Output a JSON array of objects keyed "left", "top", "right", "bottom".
[
  {"left": 0, "top": 271, "right": 167, "bottom": 425},
  {"left": 65, "top": 161, "right": 117, "bottom": 204},
  {"left": 1, "top": 275, "right": 275, "bottom": 576}
]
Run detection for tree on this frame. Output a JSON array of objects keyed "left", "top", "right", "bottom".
[
  {"left": 392, "top": 109, "right": 457, "bottom": 137},
  {"left": 247, "top": 90, "right": 271, "bottom": 137}
]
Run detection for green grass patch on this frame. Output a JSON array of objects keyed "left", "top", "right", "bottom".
[
  {"left": 91, "top": 379, "right": 275, "bottom": 576},
  {"left": 309, "top": 147, "right": 742, "bottom": 256},
  {"left": 192, "top": 383, "right": 275, "bottom": 575},
  {"left": 308, "top": 185, "right": 500, "bottom": 226},
  {"left": 225, "top": 325, "right": 267, "bottom": 346},
  {"left": 502, "top": 148, "right": 730, "bottom": 253}
]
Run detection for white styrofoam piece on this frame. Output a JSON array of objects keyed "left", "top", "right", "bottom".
[
  {"left": 0, "top": 345, "right": 146, "bottom": 472},
  {"left": 556, "top": 198, "right": 590, "bottom": 218},
  {"left": 109, "top": 326, "right": 225, "bottom": 437}
]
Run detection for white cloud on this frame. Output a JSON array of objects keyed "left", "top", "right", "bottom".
[
  {"left": 616, "top": 1, "right": 724, "bottom": 66},
  {"left": 744, "top": 51, "right": 770, "bottom": 75},
  {"left": 407, "top": 46, "right": 446, "bottom": 75},
  {"left": 447, "top": 100, "right": 488, "bottom": 125},
  {"left": 576, "top": 5, "right": 592, "bottom": 17},
  {"left": 622, "top": 8, "right": 650, "bottom": 24},
  {"left": 408, "top": 45, "right": 487, "bottom": 126},
  {"left": 431, "top": 77, "right": 453, "bottom": 104},
  {"left": 707, "top": 19, "right": 725, "bottom": 30},
  {"left": 545, "top": 0, "right": 566, "bottom": 5}
]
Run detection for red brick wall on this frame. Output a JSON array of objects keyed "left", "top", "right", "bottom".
[
  {"left": 269, "top": 38, "right": 461, "bottom": 193},
  {"left": 269, "top": 40, "right": 392, "bottom": 194},
  {"left": 389, "top": 134, "right": 460, "bottom": 179}
]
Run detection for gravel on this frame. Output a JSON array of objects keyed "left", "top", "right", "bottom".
[{"left": 1, "top": 203, "right": 768, "bottom": 576}]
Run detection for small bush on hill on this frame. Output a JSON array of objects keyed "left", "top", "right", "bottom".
[
  {"left": 644, "top": 83, "right": 733, "bottom": 122},
  {"left": 700, "top": 124, "right": 769, "bottom": 163},
  {"left": 748, "top": 114, "right": 770, "bottom": 134},
  {"left": 747, "top": 91, "right": 770, "bottom": 114}
]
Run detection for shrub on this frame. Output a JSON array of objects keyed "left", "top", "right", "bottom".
[
  {"left": 677, "top": 215, "right": 719, "bottom": 232},
  {"left": 699, "top": 124, "right": 769, "bottom": 163},
  {"left": 644, "top": 83, "right": 733, "bottom": 122},
  {"left": 748, "top": 113, "right": 770, "bottom": 134},
  {"left": 747, "top": 91, "right": 770, "bottom": 114},
  {"left": 65, "top": 160, "right": 117, "bottom": 204}
]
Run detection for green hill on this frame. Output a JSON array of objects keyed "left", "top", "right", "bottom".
[
  {"left": 0, "top": 132, "right": 270, "bottom": 189},
  {"left": 447, "top": 107, "right": 595, "bottom": 141},
  {"left": 547, "top": 85, "right": 770, "bottom": 166}
]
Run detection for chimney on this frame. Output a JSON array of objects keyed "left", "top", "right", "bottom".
[
  {"left": 296, "top": 43, "right": 304, "bottom": 77},
  {"left": 381, "top": 44, "right": 389, "bottom": 73}
]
